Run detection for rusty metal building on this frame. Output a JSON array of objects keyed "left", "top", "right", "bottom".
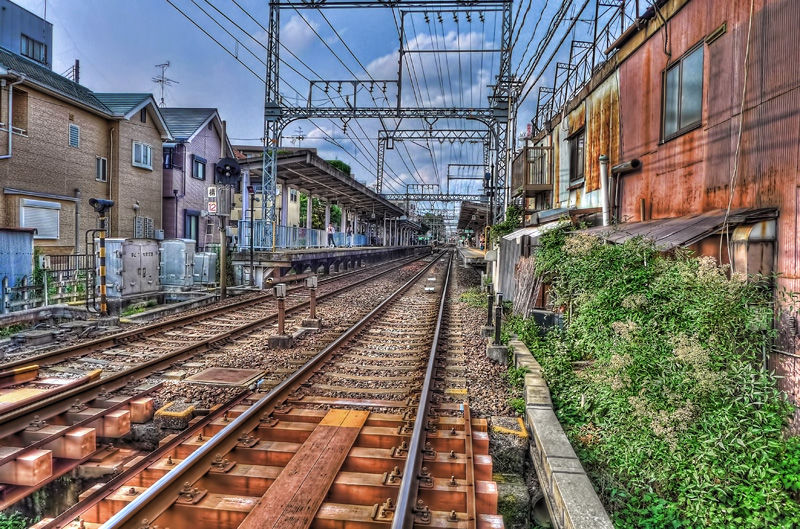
[{"left": 512, "top": 0, "right": 800, "bottom": 415}]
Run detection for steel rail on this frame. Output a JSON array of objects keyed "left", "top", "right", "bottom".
[
  {"left": 0, "top": 253, "right": 423, "bottom": 371},
  {"left": 42, "top": 388, "right": 252, "bottom": 529},
  {"left": 99, "top": 251, "right": 446, "bottom": 529},
  {"left": 0, "top": 254, "right": 432, "bottom": 438},
  {"left": 392, "top": 251, "right": 453, "bottom": 529}
]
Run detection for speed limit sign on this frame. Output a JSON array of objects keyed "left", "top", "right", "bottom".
[{"left": 208, "top": 201, "right": 218, "bottom": 213}]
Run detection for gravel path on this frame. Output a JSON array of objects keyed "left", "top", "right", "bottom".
[{"left": 451, "top": 266, "right": 516, "bottom": 418}]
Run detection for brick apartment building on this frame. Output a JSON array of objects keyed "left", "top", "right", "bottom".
[{"left": 0, "top": 47, "right": 172, "bottom": 255}]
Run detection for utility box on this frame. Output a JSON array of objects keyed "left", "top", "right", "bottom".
[
  {"left": 160, "top": 239, "right": 195, "bottom": 288},
  {"left": 120, "top": 239, "right": 159, "bottom": 296},
  {"left": 94, "top": 238, "right": 125, "bottom": 298},
  {"left": 192, "top": 252, "right": 217, "bottom": 285}
]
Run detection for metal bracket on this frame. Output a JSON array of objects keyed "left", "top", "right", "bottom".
[{"left": 175, "top": 482, "right": 208, "bottom": 505}]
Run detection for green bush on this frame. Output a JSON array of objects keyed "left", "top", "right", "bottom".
[
  {"left": 515, "top": 227, "right": 800, "bottom": 527},
  {"left": 0, "top": 513, "right": 33, "bottom": 529}
]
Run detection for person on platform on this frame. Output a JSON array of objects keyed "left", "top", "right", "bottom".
[
  {"left": 346, "top": 225, "right": 353, "bottom": 247},
  {"left": 327, "top": 223, "right": 336, "bottom": 247}
]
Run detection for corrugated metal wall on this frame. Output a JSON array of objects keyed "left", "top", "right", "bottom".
[{"left": 0, "top": 229, "right": 33, "bottom": 285}]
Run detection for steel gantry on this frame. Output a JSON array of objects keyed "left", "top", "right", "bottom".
[
  {"left": 376, "top": 129, "right": 491, "bottom": 194},
  {"left": 260, "top": 0, "right": 514, "bottom": 247}
]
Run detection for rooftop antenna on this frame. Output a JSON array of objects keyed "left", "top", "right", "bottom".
[{"left": 152, "top": 62, "right": 179, "bottom": 107}]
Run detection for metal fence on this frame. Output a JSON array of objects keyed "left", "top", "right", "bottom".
[
  {"left": 238, "top": 221, "right": 368, "bottom": 250},
  {"left": 1, "top": 254, "right": 94, "bottom": 315}
]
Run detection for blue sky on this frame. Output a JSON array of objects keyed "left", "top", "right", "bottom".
[{"left": 12, "top": 0, "right": 603, "bottom": 212}]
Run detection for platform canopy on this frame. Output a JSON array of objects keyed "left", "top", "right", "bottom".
[
  {"left": 240, "top": 149, "right": 406, "bottom": 220},
  {"left": 457, "top": 201, "right": 489, "bottom": 232}
]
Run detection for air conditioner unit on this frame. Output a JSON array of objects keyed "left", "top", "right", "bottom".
[{"left": 154, "top": 229, "right": 164, "bottom": 240}]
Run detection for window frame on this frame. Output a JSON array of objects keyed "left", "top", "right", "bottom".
[
  {"left": 68, "top": 123, "right": 80, "bottom": 148},
  {"left": 20, "top": 34, "right": 47, "bottom": 64},
  {"left": 20, "top": 198, "right": 60, "bottom": 240},
  {"left": 192, "top": 155, "right": 207, "bottom": 180},
  {"left": 96, "top": 156, "right": 108, "bottom": 182},
  {"left": 661, "top": 42, "right": 705, "bottom": 142},
  {"left": 567, "top": 129, "right": 585, "bottom": 188},
  {"left": 132, "top": 141, "right": 153, "bottom": 170}
]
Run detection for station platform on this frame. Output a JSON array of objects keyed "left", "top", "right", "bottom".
[
  {"left": 458, "top": 246, "right": 487, "bottom": 267},
  {"left": 232, "top": 245, "right": 431, "bottom": 287}
]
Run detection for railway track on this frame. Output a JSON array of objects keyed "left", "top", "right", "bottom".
[
  {"left": 0, "top": 253, "right": 434, "bottom": 510},
  {"left": 32, "top": 250, "right": 503, "bottom": 529}
]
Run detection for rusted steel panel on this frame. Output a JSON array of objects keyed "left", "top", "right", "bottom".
[
  {"left": 585, "top": 73, "right": 620, "bottom": 193},
  {"left": 567, "top": 102, "right": 585, "bottom": 136}
]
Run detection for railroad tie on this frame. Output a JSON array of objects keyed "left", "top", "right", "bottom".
[{"left": 238, "top": 408, "right": 368, "bottom": 529}]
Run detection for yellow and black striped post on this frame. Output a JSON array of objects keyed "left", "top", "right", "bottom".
[{"left": 98, "top": 215, "right": 108, "bottom": 317}]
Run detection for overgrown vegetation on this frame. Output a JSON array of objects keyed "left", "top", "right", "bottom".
[
  {"left": 0, "top": 324, "right": 26, "bottom": 338},
  {"left": 0, "top": 513, "right": 33, "bottom": 529},
  {"left": 488, "top": 204, "right": 522, "bottom": 245},
  {"left": 459, "top": 287, "right": 487, "bottom": 309},
  {"left": 504, "top": 364, "right": 529, "bottom": 416},
  {"left": 121, "top": 299, "right": 157, "bottom": 317},
  {"left": 507, "top": 225, "right": 800, "bottom": 527}
]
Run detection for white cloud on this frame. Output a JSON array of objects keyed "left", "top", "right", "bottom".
[{"left": 281, "top": 14, "right": 320, "bottom": 52}]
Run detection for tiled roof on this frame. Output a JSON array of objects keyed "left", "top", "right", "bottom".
[
  {"left": 160, "top": 108, "right": 217, "bottom": 141},
  {"left": 0, "top": 46, "right": 111, "bottom": 114},
  {"left": 94, "top": 93, "right": 151, "bottom": 115}
]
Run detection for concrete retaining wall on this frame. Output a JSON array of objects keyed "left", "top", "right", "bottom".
[{"left": 508, "top": 337, "right": 613, "bottom": 529}]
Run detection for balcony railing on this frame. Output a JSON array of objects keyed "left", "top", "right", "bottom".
[{"left": 512, "top": 146, "right": 553, "bottom": 196}]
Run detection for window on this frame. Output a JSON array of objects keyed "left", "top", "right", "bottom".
[
  {"left": 68, "top": 123, "right": 80, "bottom": 147},
  {"left": 132, "top": 141, "right": 152, "bottom": 169},
  {"left": 663, "top": 44, "right": 704, "bottom": 140},
  {"left": 20, "top": 199, "right": 60, "bottom": 239},
  {"left": 20, "top": 34, "right": 47, "bottom": 64},
  {"left": 163, "top": 147, "right": 174, "bottom": 169},
  {"left": 568, "top": 130, "right": 585, "bottom": 185},
  {"left": 192, "top": 156, "right": 206, "bottom": 180},
  {"left": 96, "top": 157, "right": 107, "bottom": 182},
  {"left": 289, "top": 189, "right": 298, "bottom": 202},
  {"left": 140, "top": 108, "right": 147, "bottom": 123},
  {"left": 184, "top": 212, "right": 200, "bottom": 243}
]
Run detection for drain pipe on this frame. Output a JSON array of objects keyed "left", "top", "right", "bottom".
[
  {"left": 0, "top": 74, "right": 27, "bottom": 160},
  {"left": 599, "top": 154, "right": 610, "bottom": 226}
]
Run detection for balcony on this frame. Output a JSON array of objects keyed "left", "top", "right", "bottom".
[{"left": 511, "top": 146, "right": 553, "bottom": 198}]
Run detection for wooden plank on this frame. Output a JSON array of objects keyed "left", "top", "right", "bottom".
[{"left": 238, "top": 409, "right": 368, "bottom": 529}]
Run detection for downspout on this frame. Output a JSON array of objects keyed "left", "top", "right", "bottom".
[
  {"left": 599, "top": 154, "right": 610, "bottom": 226},
  {"left": 0, "top": 74, "right": 27, "bottom": 160},
  {"left": 74, "top": 188, "right": 81, "bottom": 254},
  {"left": 108, "top": 126, "right": 114, "bottom": 235}
]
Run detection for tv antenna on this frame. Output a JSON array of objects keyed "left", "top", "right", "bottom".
[{"left": 152, "top": 62, "right": 179, "bottom": 107}]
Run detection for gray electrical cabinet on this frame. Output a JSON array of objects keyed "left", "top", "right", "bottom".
[
  {"left": 192, "top": 252, "right": 217, "bottom": 285},
  {"left": 95, "top": 238, "right": 125, "bottom": 298},
  {"left": 160, "top": 239, "right": 195, "bottom": 288},
  {"left": 121, "top": 239, "right": 159, "bottom": 296}
]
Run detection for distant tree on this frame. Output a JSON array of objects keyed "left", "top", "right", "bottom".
[{"left": 300, "top": 195, "right": 342, "bottom": 229}]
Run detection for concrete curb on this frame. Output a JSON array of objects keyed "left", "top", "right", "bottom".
[{"left": 508, "top": 337, "right": 613, "bottom": 529}]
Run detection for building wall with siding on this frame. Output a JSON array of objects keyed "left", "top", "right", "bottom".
[
  {"left": 163, "top": 120, "right": 227, "bottom": 246},
  {"left": 0, "top": 84, "right": 109, "bottom": 254},
  {"left": 112, "top": 104, "right": 164, "bottom": 240}
]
